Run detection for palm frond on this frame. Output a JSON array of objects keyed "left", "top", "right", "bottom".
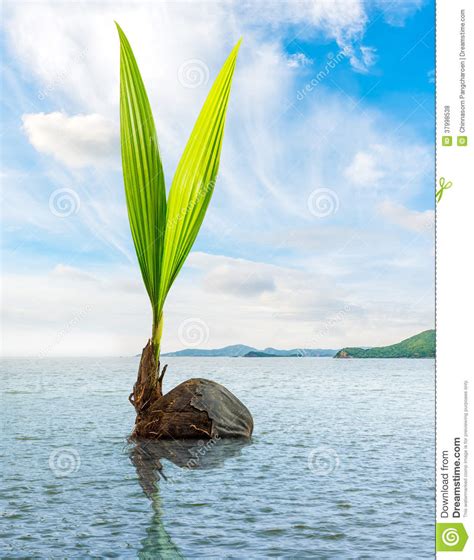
[
  {"left": 117, "top": 23, "right": 240, "bottom": 357},
  {"left": 158, "top": 40, "right": 241, "bottom": 309},
  {"left": 117, "top": 22, "right": 166, "bottom": 333}
]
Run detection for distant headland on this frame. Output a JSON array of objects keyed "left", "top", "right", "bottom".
[
  {"left": 161, "top": 329, "right": 435, "bottom": 358},
  {"left": 162, "top": 344, "right": 336, "bottom": 358},
  {"left": 334, "top": 329, "right": 435, "bottom": 359}
]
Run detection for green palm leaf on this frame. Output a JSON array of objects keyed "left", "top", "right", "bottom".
[
  {"left": 159, "top": 40, "right": 241, "bottom": 310},
  {"left": 117, "top": 23, "right": 240, "bottom": 358},
  {"left": 117, "top": 23, "right": 167, "bottom": 339}
]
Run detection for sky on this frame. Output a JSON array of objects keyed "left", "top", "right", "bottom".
[{"left": 0, "top": 0, "right": 435, "bottom": 356}]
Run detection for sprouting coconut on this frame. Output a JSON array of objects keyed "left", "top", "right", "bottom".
[{"left": 116, "top": 23, "right": 253, "bottom": 440}]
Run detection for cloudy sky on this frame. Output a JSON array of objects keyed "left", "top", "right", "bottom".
[{"left": 1, "top": 0, "right": 435, "bottom": 356}]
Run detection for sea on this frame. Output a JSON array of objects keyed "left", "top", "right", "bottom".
[{"left": 0, "top": 357, "right": 434, "bottom": 559}]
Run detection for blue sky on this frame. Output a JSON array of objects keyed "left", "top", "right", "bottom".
[{"left": 1, "top": 0, "right": 435, "bottom": 356}]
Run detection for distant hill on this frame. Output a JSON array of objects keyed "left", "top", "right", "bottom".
[
  {"left": 163, "top": 345, "right": 337, "bottom": 357},
  {"left": 244, "top": 351, "right": 282, "bottom": 358},
  {"left": 334, "top": 330, "right": 435, "bottom": 359},
  {"left": 244, "top": 350, "right": 302, "bottom": 357},
  {"left": 162, "top": 344, "right": 256, "bottom": 357},
  {"left": 262, "top": 347, "right": 336, "bottom": 357}
]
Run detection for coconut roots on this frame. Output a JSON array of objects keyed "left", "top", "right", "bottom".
[
  {"left": 129, "top": 340, "right": 165, "bottom": 425},
  {"left": 129, "top": 340, "right": 254, "bottom": 440}
]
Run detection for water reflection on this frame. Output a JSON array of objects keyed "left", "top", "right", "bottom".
[{"left": 130, "top": 438, "right": 251, "bottom": 559}]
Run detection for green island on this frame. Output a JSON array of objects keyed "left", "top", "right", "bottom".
[{"left": 334, "top": 329, "right": 435, "bottom": 359}]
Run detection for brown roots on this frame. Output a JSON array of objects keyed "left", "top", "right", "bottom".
[{"left": 129, "top": 340, "right": 166, "bottom": 425}]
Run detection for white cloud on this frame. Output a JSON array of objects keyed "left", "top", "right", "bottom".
[
  {"left": 339, "top": 43, "right": 377, "bottom": 73},
  {"left": 52, "top": 264, "right": 99, "bottom": 283},
  {"left": 360, "top": 45, "right": 377, "bottom": 68},
  {"left": 1, "top": 0, "right": 377, "bottom": 122},
  {"left": 22, "top": 112, "right": 118, "bottom": 168},
  {"left": 1, "top": 251, "right": 433, "bottom": 356},
  {"left": 344, "top": 143, "right": 432, "bottom": 192},
  {"left": 238, "top": 0, "right": 378, "bottom": 72},
  {"left": 1, "top": 266, "right": 150, "bottom": 357},
  {"left": 193, "top": 239, "right": 431, "bottom": 348},
  {"left": 286, "top": 53, "right": 313, "bottom": 68},
  {"left": 372, "top": 0, "right": 425, "bottom": 27},
  {"left": 344, "top": 148, "right": 385, "bottom": 185},
  {"left": 204, "top": 263, "right": 276, "bottom": 296},
  {"left": 377, "top": 200, "right": 434, "bottom": 233}
]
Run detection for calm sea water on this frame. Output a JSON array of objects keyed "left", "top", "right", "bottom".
[{"left": 0, "top": 357, "right": 434, "bottom": 559}]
